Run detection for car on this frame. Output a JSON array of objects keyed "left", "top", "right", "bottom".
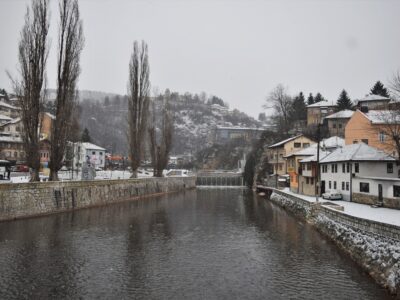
[
  {"left": 14, "top": 165, "right": 29, "bottom": 172},
  {"left": 165, "top": 169, "right": 189, "bottom": 177},
  {"left": 322, "top": 190, "right": 342, "bottom": 200}
]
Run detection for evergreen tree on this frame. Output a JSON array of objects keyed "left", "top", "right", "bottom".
[
  {"left": 81, "top": 128, "right": 91, "bottom": 143},
  {"left": 336, "top": 89, "right": 353, "bottom": 110},
  {"left": 314, "top": 92, "right": 325, "bottom": 103},
  {"left": 370, "top": 81, "right": 389, "bottom": 97},
  {"left": 291, "top": 92, "right": 307, "bottom": 121},
  {"left": 307, "top": 93, "right": 314, "bottom": 105}
]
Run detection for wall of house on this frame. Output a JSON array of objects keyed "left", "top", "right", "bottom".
[
  {"left": 266, "top": 147, "right": 286, "bottom": 176},
  {"left": 298, "top": 175, "right": 316, "bottom": 196},
  {"left": 0, "top": 177, "right": 196, "bottom": 222},
  {"left": 345, "top": 110, "right": 396, "bottom": 155},
  {"left": 85, "top": 148, "right": 106, "bottom": 169},
  {"left": 320, "top": 162, "right": 352, "bottom": 200},
  {"left": 327, "top": 118, "right": 349, "bottom": 138}
]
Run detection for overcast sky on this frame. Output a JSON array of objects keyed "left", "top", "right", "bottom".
[{"left": 1, "top": 0, "right": 400, "bottom": 118}]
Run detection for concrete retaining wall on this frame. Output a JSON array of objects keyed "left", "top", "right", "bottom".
[
  {"left": 267, "top": 189, "right": 400, "bottom": 295},
  {"left": 0, "top": 177, "right": 196, "bottom": 222}
]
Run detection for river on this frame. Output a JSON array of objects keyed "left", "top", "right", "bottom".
[{"left": 0, "top": 188, "right": 392, "bottom": 299}]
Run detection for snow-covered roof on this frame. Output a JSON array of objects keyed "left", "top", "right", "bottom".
[
  {"left": 0, "top": 101, "right": 19, "bottom": 110},
  {"left": 0, "top": 114, "right": 12, "bottom": 121},
  {"left": 320, "top": 136, "right": 345, "bottom": 149},
  {"left": 307, "top": 101, "right": 337, "bottom": 108},
  {"left": 45, "top": 112, "right": 56, "bottom": 120},
  {"left": 81, "top": 142, "right": 106, "bottom": 151},
  {"left": 285, "top": 136, "right": 344, "bottom": 158},
  {"left": 324, "top": 110, "right": 354, "bottom": 119},
  {"left": 320, "top": 143, "right": 395, "bottom": 163},
  {"left": 362, "top": 110, "right": 400, "bottom": 124},
  {"left": 300, "top": 150, "right": 331, "bottom": 163},
  {"left": 357, "top": 94, "right": 390, "bottom": 102},
  {"left": 268, "top": 134, "right": 303, "bottom": 148}
]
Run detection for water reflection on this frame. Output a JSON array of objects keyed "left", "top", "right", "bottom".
[{"left": 0, "top": 189, "right": 393, "bottom": 299}]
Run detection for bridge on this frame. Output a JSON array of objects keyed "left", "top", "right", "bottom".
[{"left": 196, "top": 171, "right": 244, "bottom": 186}]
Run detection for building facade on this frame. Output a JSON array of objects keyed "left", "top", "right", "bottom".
[
  {"left": 307, "top": 101, "right": 337, "bottom": 125},
  {"left": 324, "top": 110, "right": 354, "bottom": 138}
]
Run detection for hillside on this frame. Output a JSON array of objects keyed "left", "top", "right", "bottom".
[{"left": 73, "top": 90, "right": 261, "bottom": 157}]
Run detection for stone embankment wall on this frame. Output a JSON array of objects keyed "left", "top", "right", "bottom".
[
  {"left": 267, "top": 189, "right": 400, "bottom": 295},
  {"left": 0, "top": 177, "right": 195, "bottom": 222}
]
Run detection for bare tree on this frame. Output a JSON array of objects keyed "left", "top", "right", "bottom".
[
  {"left": 148, "top": 97, "right": 173, "bottom": 177},
  {"left": 127, "top": 41, "right": 150, "bottom": 178},
  {"left": 10, "top": 0, "right": 50, "bottom": 181},
  {"left": 264, "top": 84, "right": 293, "bottom": 135},
  {"left": 49, "top": 0, "right": 84, "bottom": 181},
  {"left": 390, "top": 70, "right": 400, "bottom": 101}
]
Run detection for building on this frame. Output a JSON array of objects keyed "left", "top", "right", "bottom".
[
  {"left": 324, "top": 110, "right": 354, "bottom": 138},
  {"left": 40, "top": 112, "right": 55, "bottom": 140},
  {"left": 299, "top": 150, "right": 331, "bottom": 196},
  {"left": 355, "top": 94, "right": 391, "bottom": 111},
  {"left": 214, "top": 126, "right": 265, "bottom": 143},
  {"left": 0, "top": 118, "right": 24, "bottom": 162},
  {"left": 266, "top": 135, "right": 315, "bottom": 177},
  {"left": 307, "top": 101, "right": 337, "bottom": 125},
  {"left": 0, "top": 101, "right": 20, "bottom": 118},
  {"left": 320, "top": 143, "right": 399, "bottom": 205},
  {"left": 345, "top": 110, "right": 398, "bottom": 156},
  {"left": 286, "top": 136, "right": 344, "bottom": 194},
  {"left": 73, "top": 142, "right": 106, "bottom": 170}
]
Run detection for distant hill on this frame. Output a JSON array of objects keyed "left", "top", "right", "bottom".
[{"left": 72, "top": 89, "right": 261, "bottom": 156}]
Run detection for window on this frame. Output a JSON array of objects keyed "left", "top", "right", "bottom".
[
  {"left": 279, "top": 154, "right": 283, "bottom": 158},
  {"left": 394, "top": 186, "right": 400, "bottom": 197},
  {"left": 379, "top": 132, "right": 385, "bottom": 143},
  {"left": 310, "top": 178, "right": 314, "bottom": 185},
  {"left": 333, "top": 123, "right": 337, "bottom": 129},
  {"left": 361, "top": 139, "right": 368, "bottom": 145},
  {"left": 306, "top": 177, "right": 309, "bottom": 184},
  {"left": 302, "top": 163, "right": 305, "bottom": 171},
  {"left": 100, "top": 152, "right": 103, "bottom": 155},
  {"left": 360, "top": 182, "right": 370, "bottom": 193},
  {"left": 338, "top": 123, "right": 342, "bottom": 129},
  {"left": 92, "top": 151, "right": 96, "bottom": 155},
  {"left": 347, "top": 163, "right": 350, "bottom": 173},
  {"left": 307, "top": 163, "right": 311, "bottom": 170},
  {"left": 346, "top": 182, "right": 349, "bottom": 191},
  {"left": 329, "top": 181, "right": 331, "bottom": 189},
  {"left": 294, "top": 142, "right": 301, "bottom": 148},
  {"left": 334, "top": 181, "right": 337, "bottom": 189},
  {"left": 331, "top": 164, "right": 335, "bottom": 173},
  {"left": 387, "top": 163, "right": 393, "bottom": 173},
  {"left": 342, "top": 182, "right": 345, "bottom": 190},
  {"left": 303, "top": 143, "right": 310, "bottom": 148},
  {"left": 355, "top": 163, "right": 359, "bottom": 173},
  {"left": 342, "top": 163, "right": 345, "bottom": 173}
]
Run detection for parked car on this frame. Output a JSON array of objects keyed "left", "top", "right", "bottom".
[
  {"left": 165, "top": 169, "right": 188, "bottom": 177},
  {"left": 13, "top": 165, "right": 29, "bottom": 172},
  {"left": 322, "top": 190, "right": 342, "bottom": 200}
]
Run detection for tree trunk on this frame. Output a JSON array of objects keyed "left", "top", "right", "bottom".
[
  {"left": 30, "top": 169, "right": 40, "bottom": 182},
  {"left": 130, "top": 169, "right": 138, "bottom": 178},
  {"left": 49, "top": 169, "right": 59, "bottom": 181}
]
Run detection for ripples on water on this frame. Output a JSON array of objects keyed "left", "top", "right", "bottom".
[{"left": 0, "top": 189, "right": 393, "bottom": 299}]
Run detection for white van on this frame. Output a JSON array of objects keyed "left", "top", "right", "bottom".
[{"left": 165, "top": 169, "right": 189, "bottom": 177}]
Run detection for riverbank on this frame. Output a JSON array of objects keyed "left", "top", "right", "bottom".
[
  {"left": 259, "top": 187, "right": 400, "bottom": 296},
  {"left": 0, "top": 177, "right": 195, "bottom": 222}
]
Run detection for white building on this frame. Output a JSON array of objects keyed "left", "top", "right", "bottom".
[
  {"left": 320, "top": 143, "right": 399, "bottom": 202},
  {"left": 73, "top": 142, "right": 106, "bottom": 170}
]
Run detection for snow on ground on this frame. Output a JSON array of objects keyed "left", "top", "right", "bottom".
[{"left": 279, "top": 187, "right": 400, "bottom": 227}]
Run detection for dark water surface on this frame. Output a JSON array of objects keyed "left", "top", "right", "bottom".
[{"left": 0, "top": 188, "right": 392, "bottom": 299}]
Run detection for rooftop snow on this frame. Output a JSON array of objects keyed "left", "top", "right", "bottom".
[
  {"left": 268, "top": 134, "right": 303, "bottom": 148},
  {"left": 0, "top": 101, "right": 19, "bottom": 110},
  {"left": 362, "top": 110, "right": 400, "bottom": 124},
  {"left": 324, "top": 110, "right": 354, "bottom": 119},
  {"left": 357, "top": 94, "right": 390, "bottom": 102},
  {"left": 306, "top": 101, "right": 337, "bottom": 108},
  {"left": 284, "top": 136, "right": 344, "bottom": 157},
  {"left": 81, "top": 142, "right": 106, "bottom": 151},
  {"left": 320, "top": 143, "right": 395, "bottom": 163},
  {"left": 300, "top": 150, "right": 331, "bottom": 163},
  {"left": 0, "top": 114, "right": 12, "bottom": 121}
]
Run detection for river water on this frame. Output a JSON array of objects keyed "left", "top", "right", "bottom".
[{"left": 0, "top": 188, "right": 393, "bottom": 299}]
